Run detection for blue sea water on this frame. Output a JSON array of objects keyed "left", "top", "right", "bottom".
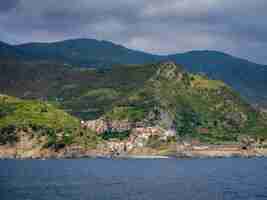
[{"left": 0, "top": 158, "right": 267, "bottom": 200}]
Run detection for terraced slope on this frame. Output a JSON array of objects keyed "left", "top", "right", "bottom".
[{"left": 0, "top": 94, "right": 81, "bottom": 148}]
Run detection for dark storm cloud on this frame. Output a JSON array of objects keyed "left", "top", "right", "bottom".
[
  {"left": 0, "top": 0, "right": 266, "bottom": 64},
  {"left": 0, "top": 0, "right": 20, "bottom": 12}
]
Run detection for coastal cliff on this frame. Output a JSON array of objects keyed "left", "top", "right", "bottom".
[{"left": 0, "top": 62, "right": 267, "bottom": 159}]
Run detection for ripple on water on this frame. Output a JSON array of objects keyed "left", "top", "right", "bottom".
[{"left": 0, "top": 158, "right": 267, "bottom": 200}]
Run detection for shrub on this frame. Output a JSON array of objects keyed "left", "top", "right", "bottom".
[{"left": 0, "top": 125, "right": 18, "bottom": 145}]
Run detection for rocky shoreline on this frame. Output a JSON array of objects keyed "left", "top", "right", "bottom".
[{"left": 1, "top": 144, "right": 267, "bottom": 160}]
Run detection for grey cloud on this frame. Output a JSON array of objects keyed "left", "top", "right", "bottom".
[
  {"left": 0, "top": 0, "right": 266, "bottom": 64},
  {"left": 0, "top": 0, "right": 20, "bottom": 12}
]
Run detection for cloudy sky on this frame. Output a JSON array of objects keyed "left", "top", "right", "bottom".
[{"left": 0, "top": 0, "right": 266, "bottom": 64}]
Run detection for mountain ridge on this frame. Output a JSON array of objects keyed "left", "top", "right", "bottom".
[
  {"left": 0, "top": 38, "right": 267, "bottom": 107},
  {"left": 14, "top": 38, "right": 160, "bottom": 67},
  {"left": 2, "top": 38, "right": 266, "bottom": 66}
]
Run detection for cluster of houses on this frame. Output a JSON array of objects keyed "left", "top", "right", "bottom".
[
  {"left": 80, "top": 117, "right": 267, "bottom": 157},
  {"left": 81, "top": 118, "right": 176, "bottom": 154}
]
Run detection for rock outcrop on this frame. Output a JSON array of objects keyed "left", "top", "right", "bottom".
[{"left": 155, "top": 61, "right": 184, "bottom": 81}]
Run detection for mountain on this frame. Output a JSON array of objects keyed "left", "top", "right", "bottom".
[
  {"left": 0, "top": 60, "right": 158, "bottom": 119},
  {"left": 15, "top": 39, "right": 160, "bottom": 67},
  {"left": 0, "top": 62, "right": 267, "bottom": 159},
  {"left": 97, "top": 62, "right": 267, "bottom": 143},
  {"left": 1, "top": 62, "right": 266, "bottom": 149},
  {"left": 0, "top": 38, "right": 267, "bottom": 106},
  {"left": 168, "top": 51, "right": 267, "bottom": 106},
  {"left": 0, "top": 41, "right": 23, "bottom": 59}
]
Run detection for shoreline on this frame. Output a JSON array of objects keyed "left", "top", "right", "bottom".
[
  {"left": 1, "top": 153, "right": 266, "bottom": 160},
  {"left": 1, "top": 143, "right": 267, "bottom": 160}
]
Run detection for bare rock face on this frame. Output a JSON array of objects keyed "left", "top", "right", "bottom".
[
  {"left": 0, "top": 131, "right": 53, "bottom": 159},
  {"left": 155, "top": 61, "right": 184, "bottom": 81},
  {"left": 260, "top": 109, "right": 267, "bottom": 120},
  {"left": 224, "top": 112, "right": 248, "bottom": 128}
]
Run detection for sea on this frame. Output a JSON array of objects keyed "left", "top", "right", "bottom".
[{"left": 1, "top": 157, "right": 267, "bottom": 200}]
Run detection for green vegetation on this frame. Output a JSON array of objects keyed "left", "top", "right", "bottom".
[
  {"left": 105, "top": 106, "right": 146, "bottom": 122},
  {"left": 2, "top": 39, "right": 267, "bottom": 107},
  {"left": 0, "top": 61, "right": 266, "bottom": 147},
  {"left": 101, "top": 131, "right": 130, "bottom": 141},
  {"left": 190, "top": 74, "right": 226, "bottom": 89},
  {"left": 101, "top": 62, "right": 267, "bottom": 143},
  {"left": 14, "top": 39, "right": 159, "bottom": 67},
  {"left": 74, "top": 128, "right": 102, "bottom": 149},
  {"left": 0, "top": 96, "right": 79, "bottom": 130},
  {"left": 0, "top": 60, "right": 158, "bottom": 120},
  {"left": 0, "top": 125, "right": 17, "bottom": 145},
  {"left": 0, "top": 94, "right": 104, "bottom": 149},
  {"left": 1, "top": 38, "right": 267, "bottom": 152},
  {"left": 0, "top": 95, "right": 79, "bottom": 146},
  {"left": 147, "top": 135, "right": 176, "bottom": 149}
]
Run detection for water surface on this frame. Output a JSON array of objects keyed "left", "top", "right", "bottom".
[{"left": 1, "top": 158, "right": 267, "bottom": 200}]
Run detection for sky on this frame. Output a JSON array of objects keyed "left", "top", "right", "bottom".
[{"left": 0, "top": 0, "right": 266, "bottom": 64}]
